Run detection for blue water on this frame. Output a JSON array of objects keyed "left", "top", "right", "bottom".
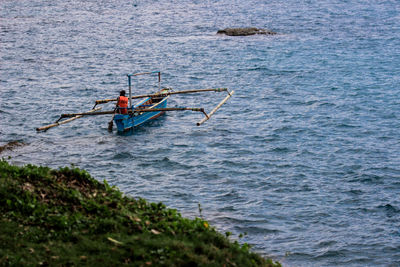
[{"left": 1, "top": 0, "right": 400, "bottom": 266}]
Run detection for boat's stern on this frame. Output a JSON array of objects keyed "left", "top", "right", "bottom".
[{"left": 114, "top": 114, "right": 132, "bottom": 132}]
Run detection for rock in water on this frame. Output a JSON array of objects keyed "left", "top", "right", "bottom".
[
  {"left": 217, "top": 27, "right": 277, "bottom": 36},
  {"left": 0, "top": 141, "right": 26, "bottom": 154}
]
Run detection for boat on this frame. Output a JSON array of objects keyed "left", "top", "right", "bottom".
[
  {"left": 37, "top": 71, "right": 234, "bottom": 133},
  {"left": 113, "top": 87, "right": 170, "bottom": 132}
]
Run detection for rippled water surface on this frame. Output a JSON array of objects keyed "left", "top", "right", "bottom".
[{"left": 1, "top": 0, "right": 400, "bottom": 266}]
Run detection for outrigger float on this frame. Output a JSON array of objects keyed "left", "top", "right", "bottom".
[{"left": 36, "top": 71, "right": 234, "bottom": 133}]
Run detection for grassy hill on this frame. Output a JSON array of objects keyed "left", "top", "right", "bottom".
[{"left": 0, "top": 160, "right": 280, "bottom": 266}]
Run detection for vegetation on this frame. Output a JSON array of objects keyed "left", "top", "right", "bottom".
[{"left": 0, "top": 160, "right": 280, "bottom": 266}]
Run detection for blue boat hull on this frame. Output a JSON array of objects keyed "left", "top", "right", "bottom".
[{"left": 114, "top": 93, "right": 169, "bottom": 132}]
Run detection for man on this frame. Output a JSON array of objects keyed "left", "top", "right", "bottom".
[{"left": 116, "top": 90, "right": 128, "bottom": 114}]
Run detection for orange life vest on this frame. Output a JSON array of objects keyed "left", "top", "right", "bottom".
[{"left": 117, "top": 96, "right": 128, "bottom": 114}]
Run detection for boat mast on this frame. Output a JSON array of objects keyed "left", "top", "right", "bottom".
[
  {"left": 158, "top": 72, "right": 161, "bottom": 91},
  {"left": 127, "top": 74, "right": 132, "bottom": 110},
  {"left": 126, "top": 71, "right": 161, "bottom": 110}
]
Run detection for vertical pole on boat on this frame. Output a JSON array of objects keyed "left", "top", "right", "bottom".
[
  {"left": 128, "top": 74, "right": 132, "bottom": 110},
  {"left": 158, "top": 71, "right": 161, "bottom": 91}
]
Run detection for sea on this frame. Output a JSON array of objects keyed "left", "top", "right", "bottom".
[{"left": 1, "top": 0, "right": 399, "bottom": 266}]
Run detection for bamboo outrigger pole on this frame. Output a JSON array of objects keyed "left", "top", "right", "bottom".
[
  {"left": 197, "top": 90, "right": 235, "bottom": 126},
  {"left": 60, "top": 90, "right": 234, "bottom": 126},
  {"left": 93, "top": 88, "right": 228, "bottom": 107},
  {"left": 36, "top": 107, "right": 102, "bottom": 132},
  {"left": 60, "top": 107, "right": 207, "bottom": 118}
]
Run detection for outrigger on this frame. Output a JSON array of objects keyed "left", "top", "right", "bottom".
[{"left": 36, "top": 71, "right": 234, "bottom": 133}]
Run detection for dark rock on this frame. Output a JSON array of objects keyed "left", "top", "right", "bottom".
[
  {"left": 217, "top": 27, "right": 277, "bottom": 36},
  {"left": 0, "top": 141, "right": 26, "bottom": 154}
]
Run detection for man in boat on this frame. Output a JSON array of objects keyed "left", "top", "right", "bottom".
[{"left": 116, "top": 90, "right": 128, "bottom": 114}]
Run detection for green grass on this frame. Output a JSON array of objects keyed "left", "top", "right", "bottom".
[{"left": 0, "top": 160, "right": 280, "bottom": 266}]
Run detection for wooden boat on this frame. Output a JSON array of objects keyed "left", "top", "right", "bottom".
[
  {"left": 113, "top": 88, "right": 170, "bottom": 132},
  {"left": 36, "top": 71, "right": 234, "bottom": 133}
]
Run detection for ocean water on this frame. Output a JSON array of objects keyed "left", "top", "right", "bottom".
[{"left": 1, "top": 0, "right": 400, "bottom": 266}]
